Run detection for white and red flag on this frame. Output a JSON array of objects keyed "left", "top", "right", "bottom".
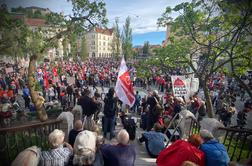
[{"left": 115, "top": 57, "right": 135, "bottom": 107}]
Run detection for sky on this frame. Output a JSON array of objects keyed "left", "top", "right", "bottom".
[{"left": 2, "top": 0, "right": 190, "bottom": 46}]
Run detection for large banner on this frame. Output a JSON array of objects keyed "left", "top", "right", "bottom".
[
  {"left": 171, "top": 76, "right": 199, "bottom": 100},
  {"left": 115, "top": 57, "right": 135, "bottom": 107}
]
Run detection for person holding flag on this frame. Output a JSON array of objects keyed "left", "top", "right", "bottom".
[{"left": 115, "top": 57, "right": 135, "bottom": 108}]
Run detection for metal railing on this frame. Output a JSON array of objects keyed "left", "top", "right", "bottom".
[
  {"left": 219, "top": 127, "right": 252, "bottom": 161},
  {"left": 0, "top": 119, "right": 62, "bottom": 165},
  {"left": 187, "top": 117, "right": 252, "bottom": 162}
]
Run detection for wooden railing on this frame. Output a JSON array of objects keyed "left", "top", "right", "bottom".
[
  {"left": 187, "top": 117, "right": 252, "bottom": 162},
  {"left": 0, "top": 119, "right": 62, "bottom": 165}
]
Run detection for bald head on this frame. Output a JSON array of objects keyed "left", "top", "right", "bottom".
[
  {"left": 117, "top": 129, "right": 129, "bottom": 145},
  {"left": 74, "top": 120, "right": 83, "bottom": 131}
]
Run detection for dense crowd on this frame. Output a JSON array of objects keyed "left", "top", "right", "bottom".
[{"left": 0, "top": 58, "right": 252, "bottom": 166}]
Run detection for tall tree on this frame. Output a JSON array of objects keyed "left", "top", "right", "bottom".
[
  {"left": 0, "top": 9, "right": 29, "bottom": 58},
  {"left": 1, "top": 0, "right": 108, "bottom": 122},
  {"left": 62, "top": 37, "right": 69, "bottom": 57},
  {"left": 122, "top": 16, "right": 133, "bottom": 60},
  {"left": 157, "top": 0, "right": 252, "bottom": 117},
  {"left": 111, "top": 17, "right": 121, "bottom": 59},
  {"left": 80, "top": 35, "right": 89, "bottom": 60},
  {"left": 142, "top": 41, "right": 150, "bottom": 56}
]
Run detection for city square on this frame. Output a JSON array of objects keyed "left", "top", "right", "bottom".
[{"left": 0, "top": 0, "right": 252, "bottom": 166}]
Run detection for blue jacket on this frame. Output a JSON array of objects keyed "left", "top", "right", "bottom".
[
  {"left": 200, "top": 140, "right": 230, "bottom": 166},
  {"left": 143, "top": 131, "right": 166, "bottom": 156}
]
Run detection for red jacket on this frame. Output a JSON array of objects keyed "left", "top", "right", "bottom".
[{"left": 157, "top": 140, "right": 205, "bottom": 166}]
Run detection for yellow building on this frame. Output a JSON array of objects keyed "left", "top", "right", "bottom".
[{"left": 86, "top": 27, "right": 121, "bottom": 58}]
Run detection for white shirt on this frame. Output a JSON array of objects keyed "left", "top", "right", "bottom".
[{"left": 57, "top": 112, "right": 74, "bottom": 135}]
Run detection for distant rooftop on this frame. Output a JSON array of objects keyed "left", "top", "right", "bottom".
[
  {"left": 25, "top": 6, "right": 50, "bottom": 12},
  {"left": 24, "top": 18, "right": 46, "bottom": 27},
  {"left": 95, "top": 27, "right": 113, "bottom": 35}
]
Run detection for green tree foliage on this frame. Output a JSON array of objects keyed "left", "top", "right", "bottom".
[
  {"left": 80, "top": 35, "right": 88, "bottom": 60},
  {"left": 69, "top": 33, "right": 78, "bottom": 58},
  {"left": 142, "top": 41, "right": 150, "bottom": 56},
  {"left": 0, "top": 9, "right": 29, "bottom": 58},
  {"left": 62, "top": 38, "right": 69, "bottom": 57},
  {"left": 155, "top": 0, "right": 252, "bottom": 117},
  {"left": 1, "top": 0, "right": 108, "bottom": 122},
  {"left": 11, "top": 6, "right": 47, "bottom": 19},
  {"left": 111, "top": 17, "right": 121, "bottom": 59},
  {"left": 122, "top": 16, "right": 133, "bottom": 60}
]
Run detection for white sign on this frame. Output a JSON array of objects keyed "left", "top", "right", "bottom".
[
  {"left": 171, "top": 76, "right": 199, "bottom": 100},
  {"left": 5, "top": 67, "right": 14, "bottom": 73},
  {"left": 67, "top": 76, "right": 75, "bottom": 85},
  {"left": 171, "top": 76, "right": 188, "bottom": 97}
]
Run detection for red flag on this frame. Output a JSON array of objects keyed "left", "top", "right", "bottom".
[
  {"left": 44, "top": 70, "right": 49, "bottom": 89},
  {"left": 52, "top": 67, "right": 58, "bottom": 77},
  {"left": 115, "top": 57, "right": 135, "bottom": 107}
]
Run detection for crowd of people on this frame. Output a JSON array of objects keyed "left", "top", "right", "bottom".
[{"left": 0, "top": 57, "right": 251, "bottom": 166}]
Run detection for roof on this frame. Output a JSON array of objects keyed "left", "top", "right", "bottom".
[
  {"left": 150, "top": 45, "right": 161, "bottom": 49},
  {"left": 95, "top": 27, "right": 113, "bottom": 35},
  {"left": 11, "top": 13, "right": 25, "bottom": 20},
  {"left": 24, "top": 18, "right": 46, "bottom": 27}
]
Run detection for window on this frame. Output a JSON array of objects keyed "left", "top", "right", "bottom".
[
  {"left": 92, "top": 34, "right": 95, "bottom": 38},
  {"left": 92, "top": 41, "right": 95, "bottom": 45},
  {"left": 103, "top": 36, "right": 105, "bottom": 40},
  {"left": 99, "top": 41, "right": 101, "bottom": 46},
  {"left": 103, "top": 42, "right": 106, "bottom": 46}
]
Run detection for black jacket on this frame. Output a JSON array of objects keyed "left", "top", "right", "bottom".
[{"left": 78, "top": 95, "right": 98, "bottom": 116}]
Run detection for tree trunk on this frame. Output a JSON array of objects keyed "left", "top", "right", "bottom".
[
  {"left": 201, "top": 79, "right": 214, "bottom": 118},
  {"left": 28, "top": 54, "right": 48, "bottom": 122}
]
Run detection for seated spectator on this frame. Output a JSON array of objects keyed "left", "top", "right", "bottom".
[
  {"left": 68, "top": 120, "right": 83, "bottom": 147},
  {"left": 200, "top": 129, "right": 230, "bottom": 166},
  {"left": 12, "top": 146, "right": 40, "bottom": 166},
  {"left": 40, "top": 129, "right": 73, "bottom": 166},
  {"left": 101, "top": 129, "right": 136, "bottom": 166},
  {"left": 156, "top": 134, "right": 205, "bottom": 166},
  {"left": 139, "top": 123, "right": 167, "bottom": 158},
  {"left": 72, "top": 130, "right": 98, "bottom": 166}
]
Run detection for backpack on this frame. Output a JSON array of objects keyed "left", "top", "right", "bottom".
[{"left": 123, "top": 118, "right": 136, "bottom": 140}]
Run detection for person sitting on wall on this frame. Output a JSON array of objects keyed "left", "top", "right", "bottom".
[{"left": 40, "top": 129, "right": 73, "bottom": 166}]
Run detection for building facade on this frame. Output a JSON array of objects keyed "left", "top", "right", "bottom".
[{"left": 86, "top": 27, "right": 120, "bottom": 58}]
